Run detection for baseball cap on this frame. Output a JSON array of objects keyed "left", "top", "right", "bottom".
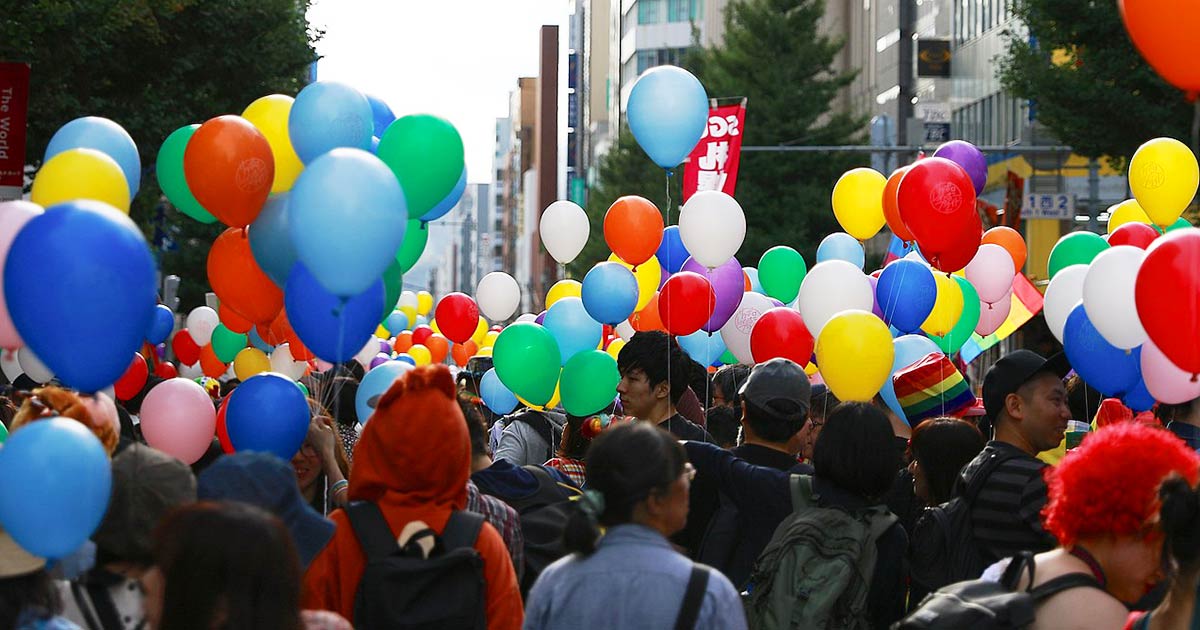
[
  {"left": 982, "top": 350, "right": 1071, "bottom": 424},
  {"left": 738, "top": 358, "right": 812, "bottom": 420},
  {"left": 93, "top": 444, "right": 197, "bottom": 564}
]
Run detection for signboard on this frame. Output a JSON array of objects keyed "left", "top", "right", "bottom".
[
  {"left": 0, "top": 62, "right": 30, "bottom": 201},
  {"left": 1023, "top": 193, "right": 1075, "bottom": 220},
  {"left": 917, "top": 39, "right": 952, "bottom": 77},
  {"left": 916, "top": 102, "right": 951, "bottom": 145},
  {"left": 682, "top": 100, "right": 747, "bottom": 201}
]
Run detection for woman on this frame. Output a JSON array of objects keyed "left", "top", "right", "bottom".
[
  {"left": 1125, "top": 476, "right": 1200, "bottom": 629},
  {"left": 543, "top": 406, "right": 616, "bottom": 488},
  {"left": 293, "top": 400, "right": 352, "bottom": 515},
  {"left": 524, "top": 422, "right": 747, "bottom": 629},
  {"left": 1, "top": 527, "right": 78, "bottom": 629},
  {"left": 907, "top": 417, "right": 986, "bottom": 506}
]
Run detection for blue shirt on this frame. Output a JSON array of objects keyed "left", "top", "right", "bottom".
[{"left": 523, "top": 524, "right": 747, "bottom": 630}]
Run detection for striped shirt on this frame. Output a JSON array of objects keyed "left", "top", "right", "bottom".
[{"left": 961, "top": 441, "right": 1057, "bottom": 563}]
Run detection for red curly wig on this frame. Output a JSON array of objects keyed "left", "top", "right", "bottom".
[{"left": 1044, "top": 422, "right": 1200, "bottom": 547}]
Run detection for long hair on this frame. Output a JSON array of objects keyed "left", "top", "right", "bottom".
[
  {"left": 908, "top": 417, "right": 985, "bottom": 504},
  {"left": 0, "top": 569, "right": 60, "bottom": 629}
]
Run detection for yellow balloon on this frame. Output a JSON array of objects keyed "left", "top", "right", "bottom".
[
  {"left": 1130, "top": 137, "right": 1199, "bottom": 227},
  {"left": 375, "top": 324, "right": 390, "bottom": 339},
  {"left": 1106, "top": 199, "right": 1152, "bottom": 234},
  {"left": 471, "top": 316, "right": 490, "bottom": 346},
  {"left": 518, "top": 379, "right": 562, "bottom": 411},
  {"left": 241, "top": 95, "right": 303, "bottom": 193},
  {"left": 430, "top": 319, "right": 441, "bottom": 335},
  {"left": 921, "top": 273, "right": 965, "bottom": 337},
  {"left": 32, "top": 148, "right": 130, "bottom": 213},
  {"left": 409, "top": 344, "right": 432, "bottom": 366},
  {"left": 831, "top": 168, "right": 888, "bottom": 240},
  {"left": 546, "top": 280, "right": 582, "bottom": 309},
  {"left": 606, "top": 338, "right": 627, "bottom": 361},
  {"left": 814, "top": 310, "right": 894, "bottom": 402},
  {"left": 417, "top": 291, "right": 434, "bottom": 316},
  {"left": 476, "top": 346, "right": 493, "bottom": 357},
  {"left": 400, "top": 306, "right": 418, "bottom": 328},
  {"left": 233, "top": 347, "right": 271, "bottom": 380},
  {"left": 607, "top": 253, "right": 661, "bottom": 311},
  {"left": 804, "top": 362, "right": 818, "bottom": 377},
  {"left": 482, "top": 330, "right": 500, "bottom": 348}
]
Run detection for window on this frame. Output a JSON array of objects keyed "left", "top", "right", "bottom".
[
  {"left": 668, "top": 0, "right": 688, "bottom": 22},
  {"left": 638, "top": 0, "right": 662, "bottom": 24},
  {"left": 636, "top": 50, "right": 657, "bottom": 74},
  {"left": 691, "top": 0, "right": 704, "bottom": 20}
]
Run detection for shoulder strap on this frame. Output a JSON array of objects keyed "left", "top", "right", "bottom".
[
  {"left": 963, "top": 448, "right": 1023, "bottom": 503},
  {"left": 789, "top": 474, "right": 817, "bottom": 511},
  {"left": 864, "top": 506, "right": 899, "bottom": 540},
  {"left": 69, "top": 581, "right": 103, "bottom": 630},
  {"left": 1029, "top": 572, "right": 1104, "bottom": 602},
  {"left": 85, "top": 579, "right": 125, "bottom": 630},
  {"left": 673, "top": 565, "right": 711, "bottom": 630},
  {"left": 1000, "top": 551, "right": 1036, "bottom": 590},
  {"left": 345, "top": 501, "right": 400, "bottom": 562},
  {"left": 442, "top": 510, "right": 485, "bottom": 551}
]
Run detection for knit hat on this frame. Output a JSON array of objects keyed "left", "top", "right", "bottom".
[
  {"left": 10, "top": 387, "right": 119, "bottom": 455},
  {"left": 892, "top": 353, "right": 976, "bottom": 423},
  {"left": 93, "top": 444, "right": 197, "bottom": 564}
]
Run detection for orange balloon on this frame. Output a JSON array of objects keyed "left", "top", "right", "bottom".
[
  {"left": 263, "top": 308, "right": 314, "bottom": 361},
  {"left": 184, "top": 115, "right": 275, "bottom": 227},
  {"left": 394, "top": 330, "right": 414, "bottom": 353},
  {"left": 451, "top": 341, "right": 476, "bottom": 366},
  {"left": 219, "top": 303, "right": 254, "bottom": 334},
  {"left": 604, "top": 196, "right": 664, "bottom": 267},
  {"left": 199, "top": 344, "right": 227, "bottom": 378},
  {"left": 981, "top": 226, "right": 1027, "bottom": 273},
  {"left": 883, "top": 166, "right": 914, "bottom": 241},
  {"left": 425, "top": 333, "right": 450, "bottom": 363},
  {"left": 1120, "top": 0, "right": 1200, "bottom": 97},
  {"left": 208, "top": 228, "right": 283, "bottom": 324},
  {"left": 629, "top": 292, "right": 665, "bottom": 332},
  {"left": 743, "top": 270, "right": 752, "bottom": 292}
]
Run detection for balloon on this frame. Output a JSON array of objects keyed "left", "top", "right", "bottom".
[
  {"left": 384, "top": 311, "right": 409, "bottom": 336},
  {"left": 744, "top": 267, "right": 764, "bottom": 294},
  {"left": 878, "top": 334, "right": 945, "bottom": 421},
  {"left": 882, "top": 166, "right": 915, "bottom": 241},
  {"left": 658, "top": 272, "right": 716, "bottom": 336},
  {"left": 607, "top": 254, "right": 661, "bottom": 312},
  {"left": 1123, "top": 377, "right": 1156, "bottom": 413},
  {"left": 965, "top": 243, "right": 1017, "bottom": 305},
  {"left": 368, "top": 353, "right": 390, "bottom": 370},
  {"left": 184, "top": 115, "right": 274, "bottom": 227},
  {"left": 45, "top": 116, "right": 140, "bottom": 197},
  {"left": 157, "top": 125, "right": 216, "bottom": 223},
  {"left": 1048, "top": 231, "right": 1109, "bottom": 279},
  {"left": 155, "top": 361, "right": 178, "bottom": 379},
  {"left": 286, "top": 263, "right": 384, "bottom": 362},
  {"left": 395, "top": 219, "right": 429, "bottom": 273},
  {"left": 561, "top": 350, "right": 620, "bottom": 416},
  {"left": 417, "top": 291, "right": 435, "bottom": 316},
  {"left": 186, "top": 307, "right": 220, "bottom": 346},
  {"left": 816, "top": 232, "right": 865, "bottom": 269},
  {"left": 377, "top": 114, "right": 465, "bottom": 219},
  {"left": 1142, "top": 339, "right": 1200, "bottom": 404},
  {"left": 0, "top": 418, "right": 111, "bottom": 558},
  {"left": 1108, "top": 222, "right": 1159, "bottom": 249},
  {"left": 494, "top": 323, "right": 562, "bottom": 405},
  {"left": 625, "top": 65, "right": 709, "bottom": 168},
  {"left": 209, "top": 227, "right": 284, "bottom": 324},
  {"left": 225, "top": 372, "right": 310, "bottom": 459},
  {"left": 750, "top": 308, "right": 815, "bottom": 365},
  {"left": 247, "top": 193, "right": 297, "bottom": 288},
  {"left": 5, "top": 201, "right": 156, "bottom": 392},
  {"left": 547, "top": 280, "right": 583, "bottom": 309},
  {"left": 0, "top": 201, "right": 42, "bottom": 349},
  {"left": 581, "top": 263, "right": 639, "bottom": 325},
  {"left": 1119, "top": 0, "right": 1200, "bottom": 96},
  {"left": 412, "top": 325, "right": 434, "bottom": 348},
  {"left": 242, "top": 95, "right": 304, "bottom": 192},
  {"left": 199, "top": 344, "right": 227, "bottom": 378},
  {"left": 681, "top": 256, "right": 745, "bottom": 333},
  {"left": 147, "top": 305, "right": 176, "bottom": 345},
  {"left": 233, "top": 347, "right": 271, "bottom": 380},
  {"left": 479, "top": 367, "right": 520, "bottom": 415},
  {"left": 31, "top": 148, "right": 130, "bottom": 213},
  {"left": 540, "top": 200, "right": 590, "bottom": 265},
  {"left": 975, "top": 291, "right": 1012, "bottom": 336},
  {"left": 671, "top": 331, "right": 720, "bottom": 367},
  {"left": 17, "top": 347, "right": 53, "bottom": 384},
  {"left": 269, "top": 343, "right": 308, "bottom": 381},
  {"left": 628, "top": 293, "right": 665, "bottom": 333},
  {"left": 920, "top": 273, "right": 965, "bottom": 337},
  {"left": 287, "top": 81, "right": 373, "bottom": 163},
  {"left": 140, "top": 378, "right": 217, "bottom": 464},
  {"left": 451, "top": 341, "right": 477, "bottom": 366},
  {"left": 417, "top": 165, "right": 467, "bottom": 224},
  {"left": 719, "top": 292, "right": 774, "bottom": 364},
  {"left": 678, "top": 191, "right": 746, "bottom": 268},
  {"left": 604, "top": 196, "right": 663, "bottom": 268},
  {"left": 1044, "top": 264, "right": 1089, "bottom": 343},
  {"left": 758, "top": 246, "right": 807, "bottom": 304},
  {"left": 1129, "top": 137, "right": 1199, "bottom": 226},
  {"left": 543, "top": 297, "right": 603, "bottom": 364},
  {"left": 815, "top": 311, "right": 895, "bottom": 402},
  {"left": 172, "top": 330, "right": 202, "bottom": 366},
  {"left": 876, "top": 259, "right": 936, "bottom": 333},
  {"left": 356, "top": 361, "right": 414, "bottom": 423},
  {"left": 1063, "top": 304, "right": 1141, "bottom": 396},
  {"left": 1107, "top": 199, "right": 1153, "bottom": 234},
  {"left": 114, "top": 353, "right": 149, "bottom": 400},
  {"left": 366, "top": 94, "right": 396, "bottom": 137},
  {"left": 434, "top": 293, "right": 480, "bottom": 344},
  {"left": 929, "top": 276, "right": 982, "bottom": 354},
  {"left": 477, "top": 272, "right": 521, "bottom": 322},
  {"left": 1136, "top": 228, "right": 1200, "bottom": 374},
  {"left": 655, "top": 225, "right": 691, "bottom": 275},
  {"left": 981, "top": 226, "right": 1027, "bottom": 273},
  {"left": 1082, "top": 245, "right": 1148, "bottom": 350},
  {"left": 380, "top": 258, "right": 405, "bottom": 323},
  {"left": 472, "top": 317, "right": 491, "bottom": 346},
  {"left": 932, "top": 140, "right": 987, "bottom": 195},
  {"left": 1170, "top": 217, "right": 1194, "bottom": 231},
  {"left": 896, "top": 157, "right": 982, "bottom": 271},
  {"left": 831, "top": 168, "right": 888, "bottom": 240},
  {"left": 797, "top": 260, "right": 875, "bottom": 338},
  {"left": 605, "top": 337, "right": 629, "bottom": 362}
]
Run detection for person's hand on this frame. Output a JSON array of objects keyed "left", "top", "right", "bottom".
[{"left": 307, "top": 416, "right": 337, "bottom": 460}]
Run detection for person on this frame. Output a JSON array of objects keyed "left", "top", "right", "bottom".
[
  {"left": 303, "top": 365, "right": 522, "bottom": 629},
  {"left": 457, "top": 394, "right": 525, "bottom": 581},
  {"left": 492, "top": 405, "right": 567, "bottom": 467},
  {"left": 796, "top": 384, "right": 838, "bottom": 463},
  {"left": 710, "top": 364, "right": 750, "bottom": 410},
  {"left": 1126, "top": 475, "right": 1200, "bottom": 629},
  {"left": 704, "top": 406, "right": 739, "bottom": 449},
  {"left": 312, "top": 375, "right": 360, "bottom": 464},
  {"left": 616, "top": 331, "right": 712, "bottom": 442},
  {"left": 1158, "top": 397, "right": 1200, "bottom": 451},
  {"left": 1, "top": 526, "right": 80, "bottom": 629},
  {"left": 11, "top": 388, "right": 118, "bottom": 456},
  {"left": 543, "top": 411, "right": 610, "bottom": 488},
  {"left": 524, "top": 422, "right": 747, "bottom": 629},
  {"left": 293, "top": 400, "right": 352, "bottom": 515},
  {"left": 59, "top": 444, "right": 196, "bottom": 630}
]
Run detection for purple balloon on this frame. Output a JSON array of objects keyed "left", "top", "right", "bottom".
[
  {"left": 378, "top": 340, "right": 392, "bottom": 354},
  {"left": 866, "top": 275, "right": 886, "bottom": 319},
  {"left": 369, "top": 353, "right": 390, "bottom": 369},
  {"left": 768, "top": 298, "right": 785, "bottom": 308},
  {"left": 535, "top": 310, "right": 546, "bottom": 326},
  {"left": 681, "top": 256, "right": 746, "bottom": 333},
  {"left": 933, "top": 140, "right": 987, "bottom": 195}
]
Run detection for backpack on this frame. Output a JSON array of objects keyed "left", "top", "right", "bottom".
[
  {"left": 742, "top": 475, "right": 898, "bottom": 630},
  {"left": 345, "top": 501, "right": 487, "bottom": 630},
  {"left": 503, "top": 465, "right": 583, "bottom": 594},
  {"left": 894, "top": 551, "right": 1103, "bottom": 629}
]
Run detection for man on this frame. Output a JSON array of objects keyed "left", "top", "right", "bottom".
[
  {"left": 492, "top": 406, "right": 566, "bottom": 467},
  {"left": 456, "top": 394, "right": 525, "bottom": 582},
  {"left": 711, "top": 364, "right": 751, "bottom": 410},
  {"left": 616, "top": 331, "right": 712, "bottom": 442}
]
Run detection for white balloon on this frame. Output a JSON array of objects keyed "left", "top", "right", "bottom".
[
  {"left": 965, "top": 243, "right": 1016, "bottom": 305},
  {"left": 1082, "top": 245, "right": 1148, "bottom": 350},
  {"left": 476, "top": 272, "right": 521, "bottom": 321},
  {"left": 540, "top": 200, "right": 590, "bottom": 265},
  {"left": 186, "top": 306, "right": 219, "bottom": 346},
  {"left": 797, "top": 261, "right": 875, "bottom": 339},
  {"left": 975, "top": 291, "right": 1013, "bottom": 336},
  {"left": 178, "top": 362, "right": 203, "bottom": 379},
  {"left": 0, "top": 349, "right": 21, "bottom": 382},
  {"left": 679, "top": 191, "right": 746, "bottom": 268},
  {"left": 1044, "top": 264, "right": 1089, "bottom": 343},
  {"left": 399, "top": 291, "right": 418, "bottom": 310},
  {"left": 17, "top": 347, "right": 53, "bottom": 383},
  {"left": 516, "top": 313, "right": 538, "bottom": 324},
  {"left": 615, "top": 319, "right": 636, "bottom": 342},
  {"left": 720, "top": 292, "right": 774, "bottom": 365},
  {"left": 270, "top": 343, "right": 308, "bottom": 380}
]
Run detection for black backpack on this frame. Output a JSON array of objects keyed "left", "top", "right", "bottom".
[
  {"left": 895, "top": 551, "right": 1103, "bottom": 629},
  {"left": 345, "top": 501, "right": 487, "bottom": 630},
  {"left": 503, "top": 465, "right": 582, "bottom": 594}
]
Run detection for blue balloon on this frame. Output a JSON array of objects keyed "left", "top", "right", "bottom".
[
  {"left": 816, "top": 232, "right": 865, "bottom": 269},
  {"left": 581, "top": 262, "right": 639, "bottom": 325},
  {"left": 285, "top": 263, "right": 384, "bottom": 363},
  {"left": 147, "top": 305, "right": 175, "bottom": 345},
  {"left": 626, "top": 66, "right": 709, "bottom": 168},
  {"left": 744, "top": 267, "right": 765, "bottom": 294},
  {"left": 288, "top": 81, "right": 374, "bottom": 163},
  {"left": 248, "top": 326, "right": 274, "bottom": 353},
  {"left": 45, "top": 116, "right": 140, "bottom": 197},
  {"left": 289, "top": 148, "right": 407, "bottom": 297},
  {"left": 384, "top": 311, "right": 410, "bottom": 336},
  {"left": 480, "top": 367, "right": 519, "bottom": 415},
  {"left": 655, "top": 226, "right": 692, "bottom": 275},
  {"left": 366, "top": 94, "right": 397, "bottom": 138},
  {"left": 415, "top": 315, "right": 429, "bottom": 328},
  {"left": 421, "top": 167, "right": 467, "bottom": 223},
  {"left": 249, "top": 194, "right": 297, "bottom": 288},
  {"left": 678, "top": 330, "right": 727, "bottom": 367},
  {"left": 5, "top": 201, "right": 156, "bottom": 392},
  {"left": 879, "top": 335, "right": 944, "bottom": 423},
  {"left": 1063, "top": 305, "right": 1141, "bottom": 396},
  {"left": 356, "top": 361, "right": 413, "bottom": 423},
  {"left": 876, "top": 260, "right": 937, "bottom": 333},
  {"left": 226, "top": 373, "right": 310, "bottom": 459},
  {"left": 395, "top": 353, "right": 417, "bottom": 366},
  {"left": 370, "top": 136, "right": 380, "bottom": 154},
  {"left": 543, "top": 297, "right": 603, "bottom": 365},
  {"left": 1123, "top": 376, "right": 1155, "bottom": 413},
  {"left": 0, "top": 418, "right": 112, "bottom": 558}
]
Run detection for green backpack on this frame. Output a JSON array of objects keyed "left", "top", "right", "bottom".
[{"left": 742, "top": 475, "right": 898, "bottom": 630}]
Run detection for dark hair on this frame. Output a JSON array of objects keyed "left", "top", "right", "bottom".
[
  {"left": 0, "top": 569, "right": 60, "bottom": 629},
  {"left": 684, "top": 357, "right": 711, "bottom": 408},
  {"left": 908, "top": 417, "right": 986, "bottom": 504},
  {"left": 326, "top": 376, "right": 360, "bottom": 429},
  {"left": 0, "top": 396, "right": 16, "bottom": 428},
  {"left": 809, "top": 385, "right": 840, "bottom": 422},
  {"left": 457, "top": 393, "right": 489, "bottom": 459},
  {"left": 617, "top": 331, "right": 688, "bottom": 405},
  {"left": 744, "top": 397, "right": 807, "bottom": 444},
  {"left": 1160, "top": 477, "right": 1200, "bottom": 575},
  {"left": 1066, "top": 374, "right": 1103, "bottom": 424},
  {"left": 563, "top": 422, "right": 687, "bottom": 555},
  {"left": 1157, "top": 398, "right": 1200, "bottom": 426},
  {"left": 219, "top": 379, "right": 241, "bottom": 399},
  {"left": 153, "top": 501, "right": 302, "bottom": 630},
  {"left": 705, "top": 405, "right": 740, "bottom": 448},
  {"left": 813, "top": 402, "right": 899, "bottom": 500},
  {"left": 712, "top": 364, "right": 751, "bottom": 408}
]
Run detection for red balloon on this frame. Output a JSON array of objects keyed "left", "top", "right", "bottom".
[
  {"left": 172, "top": 330, "right": 201, "bottom": 366},
  {"left": 1120, "top": 0, "right": 1200, "bottom": 97},
  {"left": 114, "top": 353, "right": 149, "bottom": 401},
  {"left": 208, "top": 228, "right": 283, "bottom": 324},
  {"left": 155, "top": 362, "right": 178, "bottom": 379},
  {"left": 604, "top": 196, "right": 664, "bottom": 267},
  {"left": 425, "top": 333, "right": 450, "bottom": 363},
  {"left": 883, "top": 165, "right": 915, "bottom": 241},
  {"left": 216, "top": 399, "right": 234, "bottom": 454},
  {"left": 219, "top": 303, "right": 254, "bottom": 334},
  {"left": 897, "top": 157, "right": 982, "bottom": 272},
  {"left": 434, "top": 293, "right": 479, "bottom": 344},
  {"left": 199, "top": 344, "right": 227, "bottom": 378},
  {"left": 750, "top": 308, "right": 815, "bottom": 365},
  {"left": 184, "top": 115, "right": 274, "bottom": 227},
  {"left": 412, "top": 324, "right": 434, "bottom": 347},
  {"left": 1109, "top": 222, "right": 1160, "bottom": 249},
  {"left": 658, "top": 272, "right": 716, "bottom": 336},
  {"left": 1135, "top": 229, "right": 1200, "bottom": 374}
]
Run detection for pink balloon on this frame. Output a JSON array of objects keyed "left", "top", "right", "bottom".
[
  {"left": 975, "top": 291, "right": 1012, "bottom": 336},
  {"left": 140, "top": 378, "right": 218, "bottom": 464},
  {"left": 0, "top": 201, "right": 44, "bottom": 349},
  {"left": 79, "top": 392, "right": 119, "bottom": 436},
  {"left": 965, "top": 243, "right": 1016, "bottom": 305},
  {"left": 1142, "top": 339, "right": 1200, "bottom": 404}
]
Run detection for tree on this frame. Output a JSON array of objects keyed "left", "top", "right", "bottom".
[{"left": 1, "top": 0, "right": 319, "bottom": 310}]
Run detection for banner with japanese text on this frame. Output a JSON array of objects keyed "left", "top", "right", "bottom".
[
  {"left": 0, "top": 62, "right": 30, "bottom": 201},
  {"left": 682, "top": 99, "right": 746, "bottom": 201}
]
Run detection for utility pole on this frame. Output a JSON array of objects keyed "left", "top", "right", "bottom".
[{"left": 896, "top": 0, "right": 916, "bottom": 147}]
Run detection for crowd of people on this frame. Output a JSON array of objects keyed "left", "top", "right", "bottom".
[{"left": 3, "top": 328, "right": 1200, "bottom": 629}]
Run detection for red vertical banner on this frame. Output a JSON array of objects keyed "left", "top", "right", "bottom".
[
  {"left": 0, "top": 62, "right": 30, "bottom": 201},
  {"left": 682, "top": 99, "right": 747, "bottom": 201}
]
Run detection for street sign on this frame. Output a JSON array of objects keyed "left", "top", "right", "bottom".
[
  {"left": 917, "top": 39, "right": 952, "bottom": 77},
  {"left": 1023, "top": 193, "right": 1075, "bottom": 219},
  {"left": 916, "top": 102, "right": 951, "bottom": 145}
]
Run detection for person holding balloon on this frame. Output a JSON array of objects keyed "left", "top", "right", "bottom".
[{"left": 292, "top": 400, "right": 352, "bottom": 516}]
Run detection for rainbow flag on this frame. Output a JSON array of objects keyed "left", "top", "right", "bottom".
[
  {"left": 882, "top": 235, "right": 916, "bottom": 265},
  {"left": 893, "top": 353, "right": 976, "bottom": 422},
  {"left": 961, "top": 273, "right": 1044, "bottom": 364}
]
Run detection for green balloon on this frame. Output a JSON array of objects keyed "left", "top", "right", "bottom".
[
  {"left": 720, "top": 349, "right": 738, "bottom": 365},
  {"left": 930, "top": 276, "right": 981, "bottom": 354},
  {"left": 561, "top": 350, "right": 620, "bottom": 416},
  {"left": 377, "top": 114, "right": 465, "bottom": 218},
  {"left": 494, "top": 323, "right": 561, "bottom": 406},
  {"left": 0, "top": 420, "right": 7, "bottom": 444},
  {"left": 296, "top": 381, "right": 309, "bottom": 396},
  {"left": 380, "top": 258, "right": 404, "bottom": 323},
  {"left": 1168, "top": 217, "right": 1193, "bottom": 231},
  {"left": 211, "top": 324, "right": 248, "bottom": 363},
  {"left": 758, "top": 246, "right": 807, "bottom": 303},
  {"left": 157, "top": 125, "right": 216, "bottom": 223},
  {"left": 1047, "top": 232, "right": 1108, "bottom": 279},
  {"left": 395, "top": 219, "right": 428, "bottom": 273}
]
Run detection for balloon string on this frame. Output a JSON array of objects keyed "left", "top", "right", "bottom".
[{"left": 664, "top": 170, "right": 673, "bottom": 225}]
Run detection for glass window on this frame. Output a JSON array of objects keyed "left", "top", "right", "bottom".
[
  {"left": 637, "top": 50, "right": 656, "bottom": 74},
  {"left": 638, "top": 0, "right": 662, "bottom": 24},
  {"left": 668, "top": 0, "right": 688, "bottom": 22},
  {"left": 691, "top": 0, "right": 704, "bottom": 20}
]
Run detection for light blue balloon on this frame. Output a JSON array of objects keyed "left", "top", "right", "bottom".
[
  {"left": 678, "top": 330, "right": 727, "bottom": 367},
  {"left": 45, "top": 116, "right": 140, "bottom": 197},
  {"left": 415, "top": 315, "right": 429, "bottom": 328},
  {"left": 480, "top": 367, "right": 519, "bottom": 415},
  {"left": 288, "top": 81, "right": 374, "bottom": 163},
  {"left": 356, "top": 361, "right": 413, "bottom": 424},
  {"left": 581, "top": 262, "right": 639, "bottom": 325},
  {"left": 744, "top": 267, "right": 765, "bottom": 294},
  {"left": 366, "top": 93, "right": 396, "bottom": 138},
  {"left": 421, "top": 167, "right": 466, "bottom": 223},
  {"left": 543, "top": 297, "right": 603, "bottom": 365},
  {"left": 626, "top": 66, "right": 709, "bottom": 168},
  {"left": 816, "top": 232, "right": 865, "bottom": 269},
  {"left": 879, "top": 334, "right": 944, "bottom": 424},
  {"left": 248, "top": 193, "right": 296, "bottom": 288},
  {"left": 384, "top": 310, "right": 410, "bottom": 335},
  {"left": 289, "top": 148, "right": 407, "bottom": 297},
  {"left": 248, "top": 327, "right": 274, "bottom": 353}
]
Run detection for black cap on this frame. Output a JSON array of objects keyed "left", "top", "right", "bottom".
[
  {"left": 982, "top": 350, "right": 1071, "bottom": 423},
  {"left": 738, "top": 358, "right": 812, "bottom": 420}
]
